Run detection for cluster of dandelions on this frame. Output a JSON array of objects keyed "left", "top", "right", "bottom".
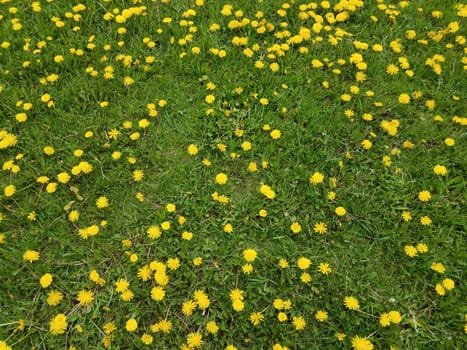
[{"left": 0, "top": 0, "right": 465, "bottom": 349}]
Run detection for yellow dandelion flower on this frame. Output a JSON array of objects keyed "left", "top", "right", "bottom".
[
  {"left": 125, "top": 318, "right": 138, "bottom": 332},
  {"left": 182, "top": 231, "right": 193, "bottom": 240},
  {"left": 206, "top": 320, "right": 219, "bottom": 334},
  {"left": 250, "top": 312, "right": 264, "bottom": 326},
  {"left": 420, "top": 216, "right": 432, "bottom": 226},
  {"left": 167, "top": 257, "right": 180, "bottom": 270},
  {"left": 433, "top": 165, "right": 447, "bottom": 176},
  {"left": 274, "top": 311, "right": 287, "bottom": 322},
  {"left": 205, "top": 95, "right": 215, "bottom": 104},
  {"left": 23, "top": 250, "right": 40, "bottom": 263},
  {"left": 40, "top": 273, "right": 53, "bottom": 288},
  {"left": 444, "top": 138, "right": 455, "bottom": 146},
  {"left": 182, "top": 300, "right": 197, "bottom": 316},
  {"left": 315, "top": 310, "right": 328, "bottom": 322},
  {"left": 270, "top": 129, "right": 281, "bottom": 139},
  {"left": 388, "top": 310, "right": 402, "bottom": 324},
  {"left": 4, "top": 184, "right": 16, "bottom": 197},
  {"left": 120, "top": 289, "right": 134, "bottom": 301},
  {"left": 318, "top": 262, "right": 332, "bottom": 275},
  {"left": 141, "top": 333, "right": 153, "bottom": 345},
  {"left": 56, "top": 172, "right": 70, "bottom": 184},
  {"left": 398, "top": 93, "right": 410, "bottom": 104},
  {"left": 77, "top": 290, "right": 94, "bottom": 306},
  {"left": 49, "top": 314, "right": 67, "bottom": 335},
  {"left": 351, "top": 336, "right": 373, "bottom": 350},
  {"left": 292, "top": 316, "right": 306, "bottom": 330},
  {"left": 186, "top": 332, "right": 203, "bottom": 349},
  {"left": 380, "top": 313, "right": 391, "bottom": 327},
  {"left": 215, "top": 173, "right": 228, "bottom": 185},
  {"left": 418, "top": 190, "right": 431, "bottom": 202},
  {"left": 133, "top": 169, "right": 144, "bottom": 181},
  {"left": 243, "top": 248, "right": 257, "bottom": 262},
  {"left": 47, "top": 290, "right": 63, "bottom": 306},
  {"left": 114, "top": 278, "right": 129, "bottom": 293},
  {"left": 301, "top": 272, "right": 312, "bottom": 283},
  {"left": 361, "top": 139, "right": 373, "bottom": 150},
  {"left": 151, "top": 286, "right": 165, "bottom": 301},
  {"left": 187, "top": 144, "right": 199, "bottom": 155},
  {"left": 435, "top": 283, "right": 446, "bottom": 296},
  {"left": 297, "top": 257, "right": 311, "bottom": 270},
  {"left": 416, "top": 243, "right": 428, "bottom": 253},
  {"left": 96, "top": 196, "right": 109, "bottom": 208},
  {"left": 232, "top": 299, "right": 244, "bottom": 312},
  {"left": 313, "top": 222, "right": 327, "bottom": 234},
  {"left": 404, "top": 245, "right": 418, "bottom": 257},
  {"left": 335, "top": 207, "right": 346, "bottom": 216},
  {"left": 147, "top": 225, "right": 162, "bottom": 239},
  {"left": 309, "top": 172, "right": 324, "bottom": 185},
  {"left": 344, "top": 296, "right": 360, "bottom": 310},
  {"left": 442, "top": 278, "right": 455, "bottom": 290},
  {"left": 68, "top": 210, "right": 79, "bottom": 222},
  {"left": 194, "top": 290, "right": 210, "bottom": 309},
  {"left": 431, "top": 262, "right": 445, "bottom": 274},
  {"left": 289, "top": 221, "right": 301, "bottom": 233}
]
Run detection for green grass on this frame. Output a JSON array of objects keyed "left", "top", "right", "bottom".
[{"left": 0, "top": 0, "right": 466, "bottom": 349}]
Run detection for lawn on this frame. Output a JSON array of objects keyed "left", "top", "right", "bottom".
[{"left": 0, "top": 0, "right": 466, "bottom": 349}]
